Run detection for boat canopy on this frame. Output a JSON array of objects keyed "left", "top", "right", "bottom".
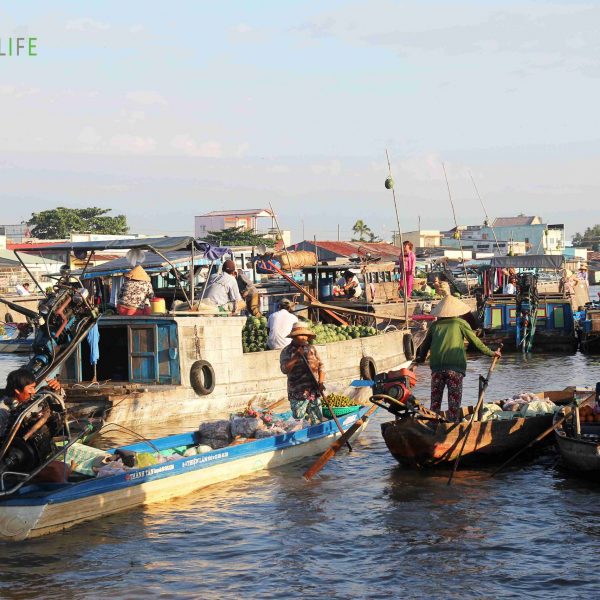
[
  {"left": 16, "top": 236, "right": 230, "bottom": 258},
  {"left": 489, "top": 255, "right": 564, "bottom": 270},
  {"left": 75, "top": 251, "right": 216, "bottom": 279}
]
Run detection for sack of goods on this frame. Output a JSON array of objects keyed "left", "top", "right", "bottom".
[{"left": 276, "top": 251, "right": 317, "bottom": 270}]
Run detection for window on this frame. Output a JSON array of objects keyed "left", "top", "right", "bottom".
[{"left": 482, "top": 233, "right": 488, "bottom": 240}]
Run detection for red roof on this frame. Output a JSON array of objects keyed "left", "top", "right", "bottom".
[
  {"left": 310, "top": 240, "right": 402, "bottom": 260},
  {"left": 8, "top": 241, "right": 67, "bottom": 250}
]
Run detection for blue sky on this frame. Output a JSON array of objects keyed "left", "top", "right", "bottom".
[{"left": 1, "top": 1, "right": 599, "bottom": 241}]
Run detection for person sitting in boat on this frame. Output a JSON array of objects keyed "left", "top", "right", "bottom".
[
  {"left": 415, "top": 295, "right": 501, "bottom": 422},
  {"left": 267, "top": 298, "right": 298, "bottom": 349},
  {"left": 280, "top": 323, "right": 325, "bottom": 424},
  {"left": 337, "top": 270, "right": 362, "bottom": 299},
  {"left": 204, "top": 259, "right": 243, "bottom": 313},
  {"left": 235, "top": 268, "right": 261, "bottom": 317},
  {"left": 503, "top": 275, "right": 517, "bottom": 295},
  {"left": 117, "top": 265, "right": 154, "bottom": 316},
  {"left": 15, "top": 282, "right": 31, "bottom": 296}
]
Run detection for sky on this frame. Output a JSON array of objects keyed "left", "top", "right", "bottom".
[{"left": 1, "top": 1, "right": 599, "bottom": 242}]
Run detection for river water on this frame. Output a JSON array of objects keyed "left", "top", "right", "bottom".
[{"left": 1, "top": 323, "right": 600, "bottom": 597}]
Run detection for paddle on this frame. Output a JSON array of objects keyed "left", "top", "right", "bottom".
[
  {"left": 304, "top": 403, "right": 378, "bottom": 480},
  {"left": 447, "top": 345, "right": 502, "bottom": 485},
  {"left": 298, "top": 349, "right": 352, "bottom": 452},
  {"left": 490, "top": 392, "right": 596, "bottom": 477}
]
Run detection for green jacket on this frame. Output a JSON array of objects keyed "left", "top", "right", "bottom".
[{"left": 417, "top": 317, "right": 495, "bottom": 375}]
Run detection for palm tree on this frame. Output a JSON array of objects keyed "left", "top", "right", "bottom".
[{"left": 352, "top": 219, "right": 372, "bottom": 242}]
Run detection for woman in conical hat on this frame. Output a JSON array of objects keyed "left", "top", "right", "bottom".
[
  {"left": 117, "top": 266, "right": 154, "bottom": 316},
  {"left": 415, "top": 295, "right": 501, "bottom": 422}
]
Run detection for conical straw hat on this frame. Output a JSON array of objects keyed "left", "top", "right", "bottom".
[
  {"left": 431, "top": 295, "right": 471, "bottom": 318},
  {"left": 125, "top": 265, "right": 151, "bottom": 282}
]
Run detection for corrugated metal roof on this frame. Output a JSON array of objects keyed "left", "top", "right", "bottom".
[
  {"left": 491, "top": 216, "right": 541, "bottom": 227},
  {"left": 292, "top": 240, "right": 403, "bottom": 260}
]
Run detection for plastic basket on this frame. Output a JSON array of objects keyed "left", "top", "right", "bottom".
[{"left": 323, "top": 405, "right": 361, "bottom": 419}]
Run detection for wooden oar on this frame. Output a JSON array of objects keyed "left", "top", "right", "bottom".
[
  {"left": 447, "top": 347, "right": 502, "bottom": 485},
  {"left": 490, "top": 392, "right": 596, "bottom": 477},
  {"left": 298, "top": 350, "right": 352, "bottom": 451},
  {"left": 304, "top": 403, "right": 378, "bottom": 480}
]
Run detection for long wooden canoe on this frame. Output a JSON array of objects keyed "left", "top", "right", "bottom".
[
  {"left": 0, "top": 407, "right": 370, "bottom": 541},
  {"left": 381, "top": 389, "right": 579, "bottom": 468}
]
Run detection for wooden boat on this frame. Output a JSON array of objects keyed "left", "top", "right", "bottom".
[
  {"left": 8, "top": 236, "right": 413, "bottom": 427},
  {"left": 380, "top": 388, "right": 580, "bottom": 468},
  {"left": 578, "top": 306, "right": 600, "bottom": 354},
  {"left": 554, "top": 390, "right": 600, "bottom": 476},
  {"left": 0, "top": 406, "right": 371, "bottom": 541}
]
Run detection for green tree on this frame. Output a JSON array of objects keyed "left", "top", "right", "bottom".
[
  {"left": 351, "top": 219, "right": 374, "bottom": 242},
  {"left": 205, "top": 226, "right": 276, "bottom": 248},
  {"left": 27, "top": 207, "right": 129, "bottom": 239},
  {"left": 572, "top": 224, "right": 600, "bottom": 249}
]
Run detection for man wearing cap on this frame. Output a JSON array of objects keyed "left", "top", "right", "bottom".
[
  {"left": 267, "top": 298, "right": 298, "bottom": 349},
  {"left": 204, "top": 259, "right": 243, "bottom": 312},
  {"left": 416, "top": 295, "right": 501, "bottom": 422},
  {"left": 117, "top": 266, "right": 154, "bottom": 316},
  {"left": 280, "top": 323, "right": 325, "bottom": 424}
]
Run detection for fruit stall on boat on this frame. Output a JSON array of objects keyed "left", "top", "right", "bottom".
[
  {"left": 477, "top": 255, "right": 579, "bottom": 352},
  {"left": 13, "top": 237, "right": 414, "bottom": 427}
]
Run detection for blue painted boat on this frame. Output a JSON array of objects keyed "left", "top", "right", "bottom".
[{"left": 0, "top": 407, "right": 373, "bottom": 541}]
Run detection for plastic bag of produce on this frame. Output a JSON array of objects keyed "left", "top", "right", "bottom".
[
  {"left": 231, "top": 416, "right": 264, "bottom": 438},
  {"left": 255, "top": 426, "right": 287, "bottom": 439},
  {"left": 520, "top": 399, "right": 556, "bottom": 417},
  {"left": 198, "top": 420, "right": 232, "bottom": 448},
  {"left": 480, "top": 403, "right": 503, "bottom": 422}
]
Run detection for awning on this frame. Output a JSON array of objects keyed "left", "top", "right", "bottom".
[{"left": 489, "top": 255, "right": 564, "bottom": 269}]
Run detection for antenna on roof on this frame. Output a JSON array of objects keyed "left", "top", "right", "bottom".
[{"left": 469, "top": 172, "right": 502, "bottom": 255}]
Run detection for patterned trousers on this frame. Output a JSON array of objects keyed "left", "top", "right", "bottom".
[
  {"left": 289, "top": 391, "right": 324, "bottom": 425},
  {"left": 430, "top": 370, "right": 465, "bottom": 422}
]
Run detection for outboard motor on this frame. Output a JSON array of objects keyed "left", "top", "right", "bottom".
[{"left": 371, "top": 368, "right": 418, "bottom": 416}]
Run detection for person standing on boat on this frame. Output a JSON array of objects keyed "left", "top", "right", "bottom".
[
  {"left": 267, "top": 298, "right": 298, "bottom": 349},
  {"left": 280, "top": 323, "right": 325, "bottom": 424},
  {"left": 204, "top": 259, "right": 243, "bottom": 313},
  {"left": 235, "top": 268, "right": 261, "bottom": 317},
  {"left": 576, "top": 264, "right": 589, "bottom": 287},
  {"left": 415, "top": 295, "right": 501, "bottom": 422},
  {"left": 398, "top": 241, "right": 416, "bottom": 299},
  {"left": 117, "top": 266, "right": 154, "bottom": 316}
]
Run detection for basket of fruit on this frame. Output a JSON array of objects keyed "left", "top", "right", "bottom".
[{"left": 322, "top": 393, "right": 362, "bottom": 418}]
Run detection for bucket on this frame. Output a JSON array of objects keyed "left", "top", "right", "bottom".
[
  {"left": 151, "top": 297, "right": 166, "bottom": 314},
  {"left": 318, "top": 278, "right": 333, "bottom": 300}
]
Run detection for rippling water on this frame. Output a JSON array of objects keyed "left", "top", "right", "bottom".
[{"left": 1, "top": 327, "right": 600, "bottom": 597}]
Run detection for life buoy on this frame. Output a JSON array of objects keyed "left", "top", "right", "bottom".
[
  {"left": 359, "top": 356, "right": 377, "bottom": 380},
  {"left": 190, "top": 360, "right": 215, "bottom": 396},
  {"left": 403, "top": 334, "right": 415, "bottom": 361}
]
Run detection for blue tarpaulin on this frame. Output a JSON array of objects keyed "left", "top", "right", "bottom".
[{"left": 87, "top": 323, "right": 100, "bottom": 365}]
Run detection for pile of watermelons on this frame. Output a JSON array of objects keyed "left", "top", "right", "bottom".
[
  {"left": 242, "top": 316, "right": 269, "bottom": 353},
  {"left": 242, "top": 317, "right": 378, "bottom": 353},
  {"left": 305, "top": 322, "right": 377, "bottom": 345}
]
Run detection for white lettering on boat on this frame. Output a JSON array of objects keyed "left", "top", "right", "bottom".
[
  {"left": 182, "top": 451, "right": 229, "bottom": 468},
  {"left": 125, "top": 463, "right": 175, "bottom": 481}
]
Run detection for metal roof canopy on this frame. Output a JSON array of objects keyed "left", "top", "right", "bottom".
[
  {"left": 16, "top": 236, "right": 199, "bottom": 253},
  {"left": 76, "top": 251, "right": 215, "bottom": 278},
  {"left": 489, "top": 255, "right": 564, "bottom": 269}
]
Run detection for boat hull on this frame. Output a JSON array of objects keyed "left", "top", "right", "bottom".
[
  {"left": 381, "top": 414, "right": 553, "bottom": 468},
  {"left": 0, "top": 410, "right": 370, "bottom": 541},
  {"left": 555, "top": 434, "right": 600, "bottom": 474}
]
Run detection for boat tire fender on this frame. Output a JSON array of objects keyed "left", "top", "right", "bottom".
[
  {"left": 403, "top": 334, "right": 415, "bottom": 361},
  {"left": 190, "top": 360, "right": 216, "bottom": 396},
  {"left": 360, "top": 356, "right": 377, "bottom": 380},
  {"left": 4, "top": 312, "right": 13, "bottom": 323}
]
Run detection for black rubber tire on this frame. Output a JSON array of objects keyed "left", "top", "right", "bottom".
[
  {"left": 359, "top": 356, "right": 377, "bottom": 380},
  {"left": 403, "top": 334, "right": 415, "bottom": 361},
  {"left": 190, "top": 360, "right": 216, "bottom": 396},
  {"left": 4, "top": 313, "right": 14, "bottom": 323}
]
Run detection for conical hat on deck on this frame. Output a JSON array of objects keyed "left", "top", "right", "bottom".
[
  {"left": 431, "top": 295, "right": 471, "bottom": 318},
  {"left": 125, "top": 265, "right": 151, "bottom": 282}
]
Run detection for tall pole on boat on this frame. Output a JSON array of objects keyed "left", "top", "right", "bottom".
[
  {"left": 469, "top": 172, "right": 502, "bottom": 255},
  {"left": 385, "top": 150, "right": 409, "bottom": 329},
  {"left": 442, "top": 163, "right": 471, "bottom": 296}
]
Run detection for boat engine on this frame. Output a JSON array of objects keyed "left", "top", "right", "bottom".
[
  {"left": 26, "top": 274, "right": 98, "bottom": 379},
  {"left": 371, "top": 368, "right": 418, "bottom": 416},
  {"left": 0, "top": 392, "right": 67, "bottom": 481}
]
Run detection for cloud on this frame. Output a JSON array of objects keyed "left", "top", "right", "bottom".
[
  {"left": 110, "top": 134, "right": 157, "bottom": 154},
  {"left": 266, "top": 165, "right": 290, "bottom": 174},
  {"left": 130, "top": 24, "right": 144, "bottom": 34},
  {"left": 126, "top": 90, "right": 167, "bottom": 106},
  {"left": 78, "top": 126, "right": 102, "bottom": 147},
  {"left": 0, "top": 85, "right": 39, "bottom": 99},
  {"left": 236, "top": 142, "right": 250, "bottom": 157},
  {"left": 233, "top": 23, "right": 252, "bottom": 34},
  {"left": 66, "top": 18, "right": 110, "bottom": 32},
  {"left": 310, "top": 159, "right": 342, "bottom": 176},
  {"left": 171, "top": 134, "right": 222, "bottom": 157}
]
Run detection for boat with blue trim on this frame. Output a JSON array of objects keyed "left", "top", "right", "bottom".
[{"left": 0, "top": 406, "right": 373, "bottom": 541}]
